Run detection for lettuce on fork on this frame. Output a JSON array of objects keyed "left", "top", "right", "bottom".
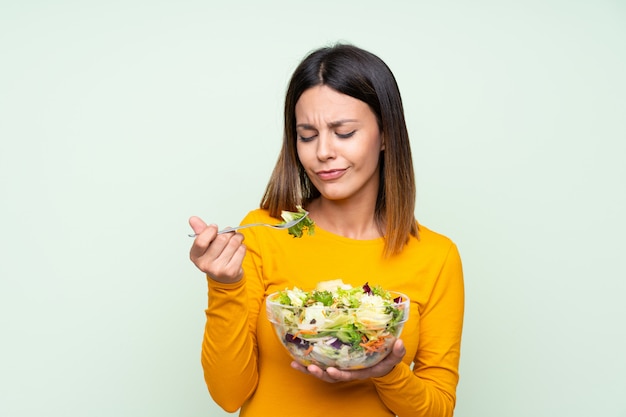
[{"left": 280, "top": 205, "right": 315, "bottom": 238}]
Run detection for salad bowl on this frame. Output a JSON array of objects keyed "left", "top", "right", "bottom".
[{"left": 266, "top": 281, "right": 409, "bottom": 370}]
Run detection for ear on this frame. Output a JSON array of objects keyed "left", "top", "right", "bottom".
[{"left": 380, "top": 134, "right": 385, "bottom": 151}]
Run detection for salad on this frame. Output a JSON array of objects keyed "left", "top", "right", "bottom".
[
  {"left": 280, "top": 205, "right": 315, "bottom": 238},
  {"left": 266, "top": 280, "right": 409, "bottom": 370}
]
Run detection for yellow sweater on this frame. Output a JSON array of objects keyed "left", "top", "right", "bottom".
[{"left": 201, "top": 209, "right": 464, "bottom": 417}]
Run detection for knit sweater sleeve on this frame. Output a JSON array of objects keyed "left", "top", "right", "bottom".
[
  {"left": 200, "top": 214, "right": 266, "bottom": 413},
  {"left": 372, "top": 242, "right": 465, "bottom": 417},
  {"left": 201, "top": 277, "right": 257, "bottom": 412}
]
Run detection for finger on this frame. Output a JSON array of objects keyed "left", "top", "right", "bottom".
[
  {"left": 324, "top": 366, "right": 356, "bottom": 381},
  {"left": 389, "top": 338, "right": 406, "bottom": 362},
  {"left": 226, "top": 242, "right": 247, "bottom": 276},
  {"left": 189, "top": 223, "right": 218, "bottom": 262},
  {"left": 189, "top": 216, "right": 208, "bottom": 235},
  {"left": 306, "top": 365, "right": 339, "bottom": 383},
  {"left": 290, "top": 361, "right": 309, "bottom": 374},
  {"left": 215, "top": 239, "right": 246, "bottom": 280},
  {"left": 204, "top": 233, "right": 246, "bottom": 278},
  {"left": 292, "top": 361, "right": 342, "bottom": 383},
  {"left": 324, "top": 339, "right": 406, "bottom": 381},
  {"left": 204, "top": 231, "right": 244, "bottom": 261}
]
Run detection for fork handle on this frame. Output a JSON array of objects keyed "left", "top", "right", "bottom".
[
  {"left": 217, "top": 223, "right": 265, "bottom": 234},
  {"left": 187, "top": 223, "right": 265, "bottom": 237}
]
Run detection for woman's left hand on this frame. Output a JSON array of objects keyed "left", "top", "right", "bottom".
[{"left": 290, "top": 339, "right": 406, "bottom": 383}]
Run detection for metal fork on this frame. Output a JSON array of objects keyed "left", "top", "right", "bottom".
[{"left": 188, "top": 212, "right": 308, "bottom": 237}]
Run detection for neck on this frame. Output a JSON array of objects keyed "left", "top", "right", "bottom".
[{"left": 308, "top": 197, "right": 382, "bottom": 240}]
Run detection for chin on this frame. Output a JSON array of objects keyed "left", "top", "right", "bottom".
[{"left": 317, "top": 191, "right": 352, "bottom": 202}]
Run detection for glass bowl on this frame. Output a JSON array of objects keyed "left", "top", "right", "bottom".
[{"left": 266, "top": 290, "right": 409, "bottom": 370}]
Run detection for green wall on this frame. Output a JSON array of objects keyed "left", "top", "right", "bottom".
[{"left": 1, "top": 1, "right": 625, "bottom": 416}]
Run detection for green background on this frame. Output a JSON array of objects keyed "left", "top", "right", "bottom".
[{"left": 1, "top": 1, "right": 625, "bottom": 416}]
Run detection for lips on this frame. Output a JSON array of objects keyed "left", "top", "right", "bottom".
[{"left": 316, "top": 168, "right": 347, "bottom": 181}]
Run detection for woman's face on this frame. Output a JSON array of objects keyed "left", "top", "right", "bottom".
[{"left": 295, "top": 85, "right": 384, "bottom": 204}]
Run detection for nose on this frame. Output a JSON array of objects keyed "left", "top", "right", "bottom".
[{"left": 316, "top": 132, "right": 336, "bottom": 161}]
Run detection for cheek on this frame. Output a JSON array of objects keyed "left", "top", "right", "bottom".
[
  {"left": 356, "top": 141, "right": 383, "bottom": 170},
  {"left": 295, "top": 144, "right": 311, "bottom": 169},
  {"left": 363, "top": 153, "right": 382, "bottom": 172}
]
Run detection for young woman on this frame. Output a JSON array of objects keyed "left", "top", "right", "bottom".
[{"left": 189, "top": 44, "right": 464, "bottom": 417}]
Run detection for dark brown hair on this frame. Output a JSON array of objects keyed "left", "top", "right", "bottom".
[{"left": 261, "top": 43, "right": 418, "bottom": 256}]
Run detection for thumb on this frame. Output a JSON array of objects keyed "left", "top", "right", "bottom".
[
  {"left": 189, "top": 216, "right": 209, "bottom": 235},
  {"left": 391, "top": 339, "right": 406, "bottom": 360}
]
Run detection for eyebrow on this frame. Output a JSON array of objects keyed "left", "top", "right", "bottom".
[{"left": 296, "top": 119, "right": 359, "bottom": 129}]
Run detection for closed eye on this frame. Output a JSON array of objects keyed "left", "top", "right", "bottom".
[
  {"left": 336, "top": 130, "right": 356, "bottom": 139},
  {"left": 298, "top": 134, "right": 317, "bottom": 142}
]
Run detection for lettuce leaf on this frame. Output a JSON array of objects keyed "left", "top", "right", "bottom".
[{"left": 280, "top": 205, "right": 315, "bottom": 238}]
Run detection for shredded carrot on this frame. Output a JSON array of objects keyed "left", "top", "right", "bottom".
[
  {"left": 304, "top": 345, "right": 314, "bottom": 356},
  {"left": 293, "top": 328, "right": 318, "bottom": 339},
  {"left": 360, "top": 334, "right": 393, "bottom": 354}
]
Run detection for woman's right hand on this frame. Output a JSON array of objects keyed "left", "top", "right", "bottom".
[{"left": 188, "top": 216, "right": 247, "bottom": 284}]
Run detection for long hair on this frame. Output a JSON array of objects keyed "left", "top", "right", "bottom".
[{"left": 261, "top": 43, "right": 418, "bottom": 256}]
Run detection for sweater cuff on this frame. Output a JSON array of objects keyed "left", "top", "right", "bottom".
[{"left": 206, "top": 274, "right": 246, "bottom": 291}]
